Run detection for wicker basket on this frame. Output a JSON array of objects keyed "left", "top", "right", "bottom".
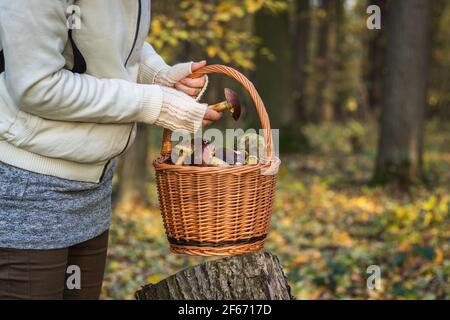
[{"left": 153, "top": 65, "right": 280, "bottom": 256}]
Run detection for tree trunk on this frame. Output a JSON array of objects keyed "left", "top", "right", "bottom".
[
  {"left": 254, "top": 8, "right": 293, "bottom": 128},
  {"left": 428, "top": 0, "right": 450, "bottom": 120},
  {"left": 313, "top": 0, "right": 336, "bottom": 122},
  {"left": 373, "top": 0, "right": 430, "bottom": 186},
  {"left": 135, "top": 252, "right": 292, "bottom": 300},
  {"left": 292, "top": 0, "right": 311, "bottom": 123},
  {"left": 366, "top": 0, "right": 387, "bottom": 119},
  {"left": 332, "top": 0, "right": 346, "bottom": 121},
  {"left": 115, "top": 123, "right": 149, "bottom": 207}
]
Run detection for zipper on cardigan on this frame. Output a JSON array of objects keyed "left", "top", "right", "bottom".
[
  {"left": 68, "top": 29, "right": 87, "bottom": 73},
  {"left": 121, "top": 0, "right": 143, "bottom": 152},
  {"left": 125, "top": 0, "right": 142, "bottom": 68},
  {"left": 0, "top": 50, "right": 4, "bottom": 74},
  {"left": 115, "top": 123, "right": 136, "bottom": 158},
  {"left": 100, "top": 0, "right": 142, "bottom": 179}
]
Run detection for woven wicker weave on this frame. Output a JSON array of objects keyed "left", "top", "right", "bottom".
[{"left": 153, "top": 65, "right": 279, "bottom": 256}]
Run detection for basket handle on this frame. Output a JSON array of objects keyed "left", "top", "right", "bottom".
[{"left": 160, "top": 64, "right": 274, "bottom": 160}]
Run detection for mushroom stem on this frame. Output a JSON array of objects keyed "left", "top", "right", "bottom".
[
  {"left": 175, "top": 154, "right": 188, "bottom": 165},
  {"left": 209, "top": 157, "right": 230, "bottom": 167},
  {"left": 174, "top": 145, "right": 193, "bottom": 165},
  {"left": 208, "top": 88, "right": 242, "bottom": 121},
  {"left": 208, "top": 101, "right": 231, "bottom": 113}
]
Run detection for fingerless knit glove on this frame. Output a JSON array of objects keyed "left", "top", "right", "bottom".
[
  {"left": 154, "top": 62, "right": 192, "bottom": 87},
  {"left": 149, "top": 62, "right": 208, "bottom": 102},
  {"left": 155, "top": 86, "right": 207, "bottom": 133}
]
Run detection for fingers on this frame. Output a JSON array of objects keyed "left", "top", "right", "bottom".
[
  {"left": 179, "top": 76, "right": 206, "bottom": 88},
  {"left": 171, "top": 60, "right": 207, "bottom": 97},
  {"left": 202, "top": 118, "right": 221, "bottom": 127},
  {"left": 174, "top": 82, "right": 201, "bottom": 97},
  {"left": 203, "top": 109, "right": 222, "bottom": 123},
  {"left": 191, "top": 60, "right": 207, "bottom": 72},
  {"left": 203, "top": 120, "right": 214, "bottom": 127}
]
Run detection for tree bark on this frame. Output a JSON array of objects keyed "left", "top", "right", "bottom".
[
  {"left": 373, "top": 0, "right": 430, "bottom": 186},
  {"left": 254, "top": 8, "right": 293, "bottom": 128},
  {"left": 333, "top": 0, "right": 346, "bottom": 121},
  {"left": 135, "top": 252, "right": 292, "bottom": 300},
  {"left": 428, "top": 0, "right": 450, "bottom": 120},
  {"left": 366, "top": 0, "right": 387, "bottom": 119},
  {"left": 313, "top": 0, "right": 336, "bottom": 122},
  {"left": 115, "top": 123, "right": 149, "bottom": 207},
  {"left": 292, "top": 0, "right": 311, "bottom": 123}
]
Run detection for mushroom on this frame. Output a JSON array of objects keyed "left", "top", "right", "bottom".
[
  {"left": 215, "top": 148, "right": 245, "bottom": 165},
  {"left": 209, "top": 157, "right": 230, "bottom": 167},
  {"left": 199, "top": 142, "right": 229, "bottom": 167},
  {"left": 190, "top": 138, "right": 211, "bottom": 165},
  {"left": 172, "top": 140, "right": 244, "bottom": 167},
  {"left": 208, "top": 88, "right": 242, "bottom": 121},
  {"left": 236, "top": 133, "right": 265, "bottom": 165},
  {"left": 200, "top": 141, "right": 216, "bottom": 165},
  {"left": 173, "top": 143, "right": 193, "bottom": 165}
]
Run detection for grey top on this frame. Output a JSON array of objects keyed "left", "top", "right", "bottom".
[{"left": 0, "top": 160, "right": 115, "bottom": 249}]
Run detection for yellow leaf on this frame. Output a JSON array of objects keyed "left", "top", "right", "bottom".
[
  {"left": 395, "top": 207, "right": 406, "bottom": 219},
  {"left": 333, "top": 231, "right": 354, "bottom": 248},
  {"left": 293, "top": 254, "right": 310, "bottom": 266},
  {"left": 398, "top": 240, "right": 412, "bottom": 251},
  {"left": 151, "top": 19, "right": 162, "bottom": 35},
  {"left": 423, "top": 211, "right": 433, "bottom": 226},
  {"left": 346, "top": 98, "right": 358, "bottom": 112},
  {"left": 407, "top": 209, "right": 419, "bottom": 222},
  {"left": 110, "top": 261, "right": 121, "bottom": 271},
  {"left": 423, "top": 196, "right": 437, "bottom": 211},
  {"left": 206, "top": 46, "right": 218, "bottom": 57},
  {"left": 146, "top": 275, "right": 163, "bottom": 284},
  {"left": 434, "top": 249, "right": 443, "bottom": 264},
  {"left": 245, "top": 0, "right": 264, "bottom": 13}
]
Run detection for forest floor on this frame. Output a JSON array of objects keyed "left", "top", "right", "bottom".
[{"left": 102, "top": 120, "right": 449, "bottom": 300}]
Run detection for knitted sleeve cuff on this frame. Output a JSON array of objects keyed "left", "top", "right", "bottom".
[
  {"left": 139, "top": 85, "right": 164, "bottom": 124},
  {"left": 153, "top": 62, "right": 193, "bottom": 87},
  {"left": 138, "top": 42, "right": 170, "bottom": 84},
  {"left": 138, "top": 60, "right": 170, "bottom": 85},
  {"left": 154, "top": 87, "right": 207, "bottom": 133}
]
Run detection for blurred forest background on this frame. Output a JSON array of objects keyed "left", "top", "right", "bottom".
[{"left": 103, "top": 0, "right": 449, "bottom": 299}]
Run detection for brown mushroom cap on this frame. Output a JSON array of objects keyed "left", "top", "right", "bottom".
[{"left": 224, "top": 88, "right": 242, "bottom": 121}]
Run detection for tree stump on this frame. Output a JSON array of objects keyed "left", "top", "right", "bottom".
[{"left": 135, "top": 252, "right": 292, "bottom": 300}]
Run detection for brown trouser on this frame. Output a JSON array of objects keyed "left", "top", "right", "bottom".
[{"left": 0, "top": 230, "right": 108, "bottom": 300}]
